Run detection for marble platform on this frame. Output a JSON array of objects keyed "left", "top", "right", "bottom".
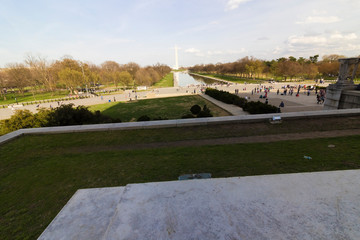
[{"left": 38, "top": 170, "right": 360, "bottom": 240}]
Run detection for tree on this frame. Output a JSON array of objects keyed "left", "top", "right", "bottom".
[
  {"left": 25, "top": 55, "right": 56, "bottom": 93},
  {"left": 322, "top": 54, "right": 345, "bottom": 63},
  {"left": 134, "top": 68, "right": 151, "bottom": 86},
  {"left": 123, "top": 62, "right": 140, "bottom": 79},
  {"left": 309, "top": 55, "right": 319, "bottom": 63},
  {"left": 0, "top": 70, "right": 8, "bottom": 100},
  {"left": 58, "top": 68, "right": 83, "bottom": 94},
  {"left": 118, "top": 71, "right": 133, "bottom": 86},
  {"left": 5, "top": 63, "right": 32, "bottom": 96}
]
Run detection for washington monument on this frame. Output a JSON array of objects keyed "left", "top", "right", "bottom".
[{"left": 174, "top": 45, "right": 179, "bottom": 70}]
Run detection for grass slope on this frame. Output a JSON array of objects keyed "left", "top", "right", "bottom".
[
  {"left": 0, "top": 91, "right": 70, "bottom": 105},
  {"left": 88, "top": 95, "right": 230, "bottom": 121},
  {"left": 154, "top": 73, "right": 174, "bottom": 87},
  {"left": 2, "top": 116, "right": 360, "bottom": 239},
  {"left": 196, "top": 73, "right": 264, "bottom": 84},
  {"left": 1, "top": 133, "right": 360, "bottom": 239}
]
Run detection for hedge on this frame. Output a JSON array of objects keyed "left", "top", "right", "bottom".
[{"left": 205, "top": 88, "right": 279, "bottom": 114}]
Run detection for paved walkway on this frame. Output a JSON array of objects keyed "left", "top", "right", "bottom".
[
  {"left": 0, "top": 79, "right": 329, "bottom": 120},
  {"left": 199, "top": 94, "right": 248, "bottom": 115}
]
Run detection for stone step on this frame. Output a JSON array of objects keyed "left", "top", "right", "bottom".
[
  {"left": 38, "top": 187, "right": 125, "bottom": 240},
  {"left": 39, "top": 170, "right": 360, "bottom": 240}
]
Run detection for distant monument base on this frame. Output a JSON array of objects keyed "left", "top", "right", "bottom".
[
  {"left": 323, "top": 84, "right": 358, "bottom": 110},
  {"left": 324, "top": 58, "right": 360, "bottom": 110}
]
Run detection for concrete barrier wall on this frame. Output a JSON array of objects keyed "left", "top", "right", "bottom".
[
  {"left": 339, "top": 90, "right": 360, "bottom": 109},
  {"left": 1, "top": 108, "right": 360, "bottom": 145}
]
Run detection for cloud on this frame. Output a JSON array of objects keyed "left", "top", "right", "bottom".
[
  {"left": 272, "top": 46, "right": 281, "bottom": 54},
  {"left": 207, "top": 50, "right": 223, "bottom": 55},
  {"left": 330, "top": 32, "right": 357, "bottom": 40},
  {"left": 296, "top": 16, "right": 341, "bottom": 24},
  {"left": 185, "top": 48, "right": 200, "bottom": 53},
  {"left": 288, "top": 35, "right": 327, "bottom": 45},
  {"left": 284, "top": 31, "right": 360, "bottom": 57},
  {"left": 225, "top": 0, "right": 252, "bottom": 11}
]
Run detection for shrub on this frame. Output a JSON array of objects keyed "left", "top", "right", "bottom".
[
  {"left": 197, "top": 105, "right": 213, "bottom": 118},
  {"left": 205, "top": 88, "right": 247, "bottom": 107},
  {"left": 243, "top": 101, "right": 279, "bottom": 114},
  {"left": 182, "top": 114, "right": 195, "bottom": 119},
  {"left": 137, "top": 115, "right": 151, "bottom": 121},
  {"left": 153, "top": 116, "right": 168, "bottom": 120},
  {"left": 0, "top": 109, "right": 51, "bottom": 134},
  {"left": 206, "top": 88, "right": 279, "bottom": 114},
  {"left": 190, "top": 105, "right": 201, "bottom": 115}
]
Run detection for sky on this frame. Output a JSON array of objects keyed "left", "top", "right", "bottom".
[{"left": 0, "top": 0, "right": 359, "bottom": 68}]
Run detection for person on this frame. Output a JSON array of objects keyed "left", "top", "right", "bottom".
[
  {"left": 316, "top": 94, "right": 321, "bottom": 104},
  {"left": 114, "top": 97, "right": 116, "bottom": 102},
  {"left": 265, "top": 98, "right": 269, "bottom": 104},
  {"left": 279, "top": 101, "right": 284, "bottom": 107},
  {"left": 277, "top": 89, "right": 279, "bottom": 95}
]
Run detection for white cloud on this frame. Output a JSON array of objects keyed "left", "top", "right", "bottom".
[
  {"left": 225, "top": 0, "right": 252, "bottom": 11},
  {"left": 284, "top": 30, "right": 360, "bottom": 58},
  {"left": 296, "top": 16, "right": 341, "bottom": 24},
  {"left": 185, "top": 48, "right": 200, "bottom": 53},
  {"left": 330, "top": 32, "right": 357, "bottom": 40},
  {"left": 272, "top": 46, "right": 281, "bottom": 54},
  {"left": 288, "top": 35, "right": 327, "bottom": 45},
  {"left": 207, "top": 50, "right": 223, "bottom": 55}
]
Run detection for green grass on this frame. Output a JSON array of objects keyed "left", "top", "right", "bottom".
[
  {"left": 153, "top": 73, "right": 174, "bottom": 87},
  {"left": 1, "top": 131, "right": 360, "bottom": 239},
  {"left": 196, "top": 73, "right": 265, "bottom": 84},
  {"left": 88, "top": 95, "right": 230, "bottom": 121},
  {"left": 0, "top": 91, "right": 70, "bottom": 105}
]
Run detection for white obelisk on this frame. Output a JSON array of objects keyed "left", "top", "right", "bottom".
[{"left": 174, "top": 45, "right": 179, "bottom": 70}]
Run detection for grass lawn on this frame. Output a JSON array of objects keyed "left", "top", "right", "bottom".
[
  {"left": 196, "top": 73, "right": 264, "bottom": 84},
  {"left": 88, "top": 95, "right": 230, "bottom": 121},
  {"left": 0, "top": 91, "right": 70, "bottom": 105},
  {"left": 153, "top": 73, "right": 174, "bottom": 87},
  {"left": 1, "top": 129, "right": 360, "bottom": 239}
]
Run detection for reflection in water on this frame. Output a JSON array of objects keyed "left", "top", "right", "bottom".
[{"left": 174, "top": 72, "right": 219, "bottom": 87}]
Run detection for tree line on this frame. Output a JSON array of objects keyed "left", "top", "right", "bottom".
[
  {"left": 189, "top": 54, "right": 360, "bottom": 81},
  {"left": 0, "top": 55, "right": 171, "bottom": 99}
]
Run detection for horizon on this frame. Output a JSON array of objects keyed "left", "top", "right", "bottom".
[{"left": 0, "top": 0, "right": 359, "bottom": 68}]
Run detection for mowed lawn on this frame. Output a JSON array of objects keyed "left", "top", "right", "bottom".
[
  {"left": 1, "top": 129, "right": 360, "bottom": 239},
  {"left": 89, "top": 95, "right": 230, "bottom": 121},
  {"left": 153, "top": 72, "right": 174, "bottom": 87},
  {"left": 0, "top": 90, "right": 70, "bottom": 105}
]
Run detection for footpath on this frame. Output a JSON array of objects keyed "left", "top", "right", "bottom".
[{"left": 199, "top": 94, "right": 248, "bottom": 116}]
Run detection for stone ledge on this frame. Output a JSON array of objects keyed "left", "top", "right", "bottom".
[{"left": 39, "top": 170, "right": 360, "bottom": 240}]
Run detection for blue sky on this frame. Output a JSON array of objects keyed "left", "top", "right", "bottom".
[{"left": 0, "top": 0, "right": 359, "bottom": 68}]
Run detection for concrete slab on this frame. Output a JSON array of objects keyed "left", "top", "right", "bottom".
[
  {"left": 0, "top": 130, "right": 23, "bottom": 144},
  {"left": 38, "top": 187, "right": 125, "bottom": 240},
  {"left": 176, "top": 118, "right": 209, "bottom": 127},
  {"left": 199, "top": 94, "right": 248, "bottom": 116},
  {"left": 142, "top": 119, "right": 178, "bottom": 129},
  {"left": 102, "top": 170, "right": 360, "bottom": 240}
]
